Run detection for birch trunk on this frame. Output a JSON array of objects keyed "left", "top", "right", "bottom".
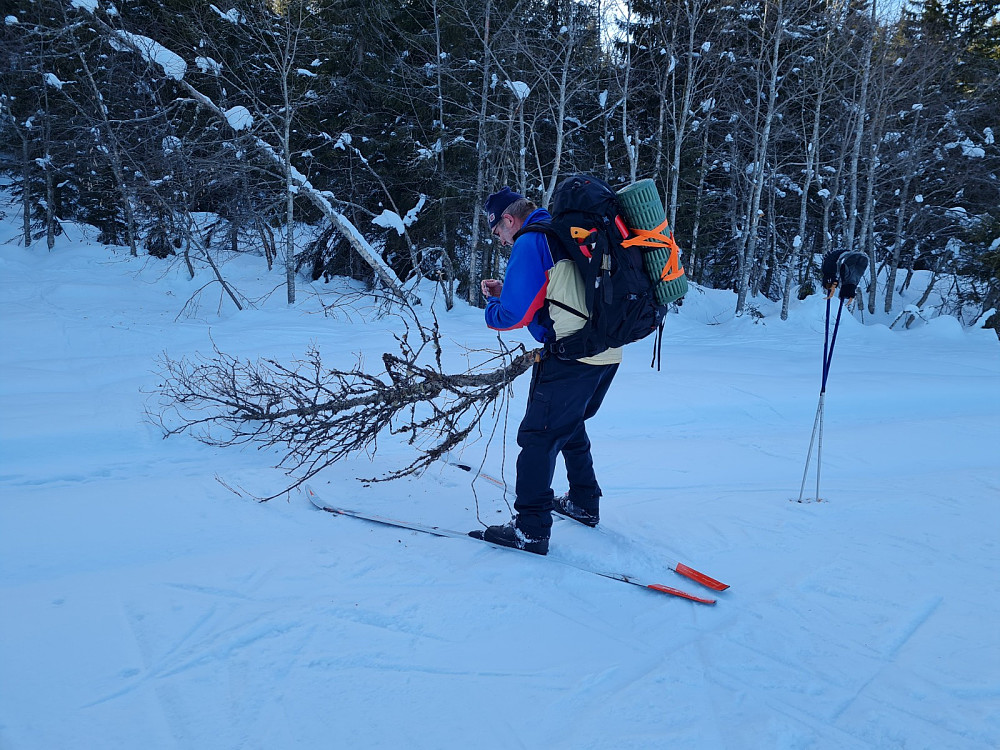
[
  {"left": 541, "top": 6, "right": 578, "bottom": 208},
  {"left": 21, "top": 135, "right": 31, "bottom": 248},
  {"left": 42, "top": 87, "right": 57, "bottom": 251},
  {"left": 71, "top": 45, "right": 138, "bottom": 256},
  {"left": 883, "top": 97, "right": 926, "bottom": 313},
  {"left": 668, "top": 0, "right": 704, "bottom": 230},
  {"left": 689, "top": 118, "right": 712, "bottom": 281},
  {"left": 468, "top": 0, "right": 492, "bottom": 305},
  {"left": 844, "top": 5, "right": 876, "bottom": 255},
  {"left": 620, "top": 2, "right": 639, "bottom": 184},
  {"left": 782, "top": 87, "right": 824, "bottom": 319},
  {"left": 736, "top": 0, "right": 783, "bottom": 314}
]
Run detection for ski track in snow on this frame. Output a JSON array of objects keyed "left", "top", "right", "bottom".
[{"left": 1, "top": 197, "right": 999, "bottom": 749}]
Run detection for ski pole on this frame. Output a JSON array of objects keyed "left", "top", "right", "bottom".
[
  {"left": 797, "top": 250, "right": 867, "bottom": 503},
  {"left": 798, "top": 295, "right": 843, "bottom": 503},
  {"left": 801, "top": 296, "right": 845, "bottom": 502},
  {"left": 445, "top": 459, "right": 507, "bottom": 490}
]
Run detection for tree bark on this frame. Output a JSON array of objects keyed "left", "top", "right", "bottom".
[{"left": 736, "top": 0, "right": 783, "bottom": 314}]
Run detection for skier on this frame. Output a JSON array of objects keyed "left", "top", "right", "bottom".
[{"left": 470, "top": 187, "right": 621, "bottom": 555}]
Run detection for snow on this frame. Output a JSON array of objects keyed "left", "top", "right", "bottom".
[
  {"left": 114, "top": 31, "right": 187, "bottom": 81},
  {"left": 224, "top": 105, "right": 253, "bottom": 131},
  {"left": 505, "top": 80, "right": 531, "bottom": 101},
  {"left": 209, "top": 3, "right": 243, "bottom": 24},
  {"left": 416, "top": 139, "right": 442, "bottom": 160},
  {"left": 43, "top": 73, "right": 64, "bottom": 90},
  {"left": 161, "top": 135, "right": 182, "bottom": 155},
  {"left": 403, "top": 194, "right": 427, "bottom": 228},
  {"left": 195, "top": 56, "right": 222, "bottom": 76},
  {"left": 947, "top": 139, "right": 986, "bottom": 158},
  {"left": 371, "top": 209, "right": 405, "bottom": 235},
  {"left": 1, "top": 191, "right": 999, "bottom": 750}
]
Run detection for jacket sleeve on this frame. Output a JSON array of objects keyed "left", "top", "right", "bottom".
[{"left": 484, "top": 233, "right": 551, "bottom": 331}]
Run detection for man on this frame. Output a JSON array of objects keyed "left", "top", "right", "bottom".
[{"left": 469, "top": 187, "right": 621, "bottom": 555}]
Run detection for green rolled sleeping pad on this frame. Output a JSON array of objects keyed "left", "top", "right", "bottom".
[{"left": 616, "top": 179, "right": 688, "bottom": 305}]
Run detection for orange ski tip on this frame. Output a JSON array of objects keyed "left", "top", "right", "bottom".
[
  {"left": 647, "top": 584, "right": 716, "bottom": 605},
  {"left": 674, "top": 562, "right": 730, "bottom": 591}
]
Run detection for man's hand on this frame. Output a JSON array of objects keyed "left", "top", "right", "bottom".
[{"left": 481, "top": 279, "right": 503, "bottom": 298}]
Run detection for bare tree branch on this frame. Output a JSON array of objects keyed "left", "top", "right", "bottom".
[{"left": 150, "top": 331, "right": 535, "bottom": 500}]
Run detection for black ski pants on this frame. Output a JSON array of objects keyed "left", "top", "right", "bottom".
[{"left": 514, "top": 353, "right": 619, "bottom": 539}]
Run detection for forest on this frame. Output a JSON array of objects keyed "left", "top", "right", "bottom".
[
  {"left": 3, "top": 8, "right": 1000, "bottom": 742},
  {"left": 2, "top": 0, "right": 998, "bottom": 331}
]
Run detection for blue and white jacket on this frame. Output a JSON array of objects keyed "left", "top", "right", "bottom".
[{"left": 484, "top": 208, "right": 621, "bottom": 365}]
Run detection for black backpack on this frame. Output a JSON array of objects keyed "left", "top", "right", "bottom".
[{"left": 515, "top": 174, "right": 666, "bottom": 361}]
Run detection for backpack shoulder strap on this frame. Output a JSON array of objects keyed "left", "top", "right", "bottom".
[
  {"left": 513, "top": 220, "right": 556, "bottom": 242},
  {"left": 513, "top": 221, "right": 588, "bottom": 321}
]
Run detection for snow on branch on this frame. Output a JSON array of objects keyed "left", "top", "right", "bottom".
[
  {"left": 75, "top": 2, "right": 411, "bottom": 301},
  {"left": 113, "top": 30, "right": 186, "bottom": 80},
  {"left": 371, "top": 195, "right": 427, "bottom": 236}
]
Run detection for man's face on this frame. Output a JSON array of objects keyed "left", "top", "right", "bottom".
[{"left": 492, "top": 213, "right": 520, "bottom": 247}]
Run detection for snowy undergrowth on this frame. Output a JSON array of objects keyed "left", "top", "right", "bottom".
[{"left": 1, "top": 205, "right": 998, "bottom": 750}]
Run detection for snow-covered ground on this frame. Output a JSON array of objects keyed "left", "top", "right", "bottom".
[{"left": 2, "top": 200, "right": 998, "bottom": 749}]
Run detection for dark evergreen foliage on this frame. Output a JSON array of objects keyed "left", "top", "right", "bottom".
[{"left": 1, "top": 0, "right": 996, "bottom": 324}]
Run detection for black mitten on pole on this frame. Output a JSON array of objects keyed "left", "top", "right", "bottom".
[
  {"left": 820, "top": 249, "right": 869, "bottom": 300},
  {"left": 836, "top": 252, "right": 868, "bottom": 300},
  {"left": 821, "top": 249, "right": 845, "bottom": 295}
]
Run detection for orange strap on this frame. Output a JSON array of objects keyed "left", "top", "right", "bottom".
[{"left": 621, "top": 219, "right": 685, "bottom": 282}]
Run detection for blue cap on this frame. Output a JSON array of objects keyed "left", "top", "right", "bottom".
[{"left": 484, "top": 187, "right": 525, "bottom": 229}]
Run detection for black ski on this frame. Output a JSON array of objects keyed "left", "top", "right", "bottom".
[
  {"left": 445, "top": 460, "right": 729, "bottom": 592},
  {"left": 306, "top": 485, "right": 717, "bottom": 604}
]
